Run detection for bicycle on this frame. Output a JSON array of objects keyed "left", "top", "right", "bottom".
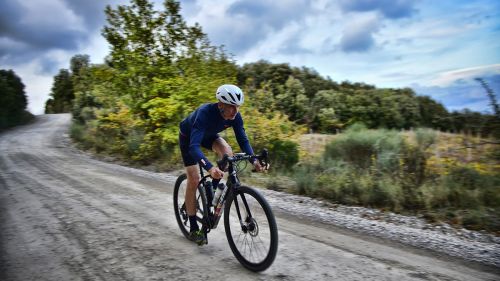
[{"left": 173, "top": 149, "right": 278, "bottom": 272}]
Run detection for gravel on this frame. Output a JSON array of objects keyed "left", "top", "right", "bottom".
[{"left": 258, "top": 189, "right": 500, "bottom": 268}]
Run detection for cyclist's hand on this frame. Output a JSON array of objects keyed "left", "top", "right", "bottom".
[
  {"left": 209, "top": 167, "right": 224, "bottom": 179},
  {"left": 253, "top": 161, "right": 266, "bottom": 172}
]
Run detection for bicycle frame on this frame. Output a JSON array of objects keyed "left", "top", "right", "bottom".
[{"left": 198, "top": 152, "right": 266, "bottom": 232}]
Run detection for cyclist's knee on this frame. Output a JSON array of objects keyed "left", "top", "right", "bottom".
[
  {"left": 186, "top": 166, "right": 201, "bottom": 184},
  {"left": 213, "top": 138, "right": 233, "bottom": 157},
  {"left": 222, "top": 144, "right": 233, "bottom": 156}
]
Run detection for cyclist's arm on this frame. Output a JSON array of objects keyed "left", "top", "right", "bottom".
[
  {"left": 189, "top": 116, "right": 214, "bottom": 171},
  {"left": 233, "top": 114, "right": 256, "bottom": 163}
]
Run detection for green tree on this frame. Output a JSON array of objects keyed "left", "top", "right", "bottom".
[
  {"left": 310, "top": 90, "right": 343, "bottom": 132},
  {"left": 72, "top": 0, "right": 239, "bottom": 162},
  {"left": 275, "top": 76, "right": 309, "bottom": 122},
  {"left": 45, "top": 69, "right": 74, "bottom": 113},
  {"left": 70, "top": 54, "right": 90, "bottom": 78},
  {"left": 417, "top": 95, "right": 450, "bottom": 130},
  {"left": 291, "top": 66, "right": 339, "bottom": 99},
  {"left": 0, "top": 69, "right": 32, "bottom": 129}
]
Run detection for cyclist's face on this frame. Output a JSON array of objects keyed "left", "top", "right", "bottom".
[{"left": 219, "top": 103, "right": 240, "bottom": 120}]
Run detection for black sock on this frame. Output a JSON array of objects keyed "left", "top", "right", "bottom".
[{"left": 189, "top": 216, "right": 199, "bottom": 232}]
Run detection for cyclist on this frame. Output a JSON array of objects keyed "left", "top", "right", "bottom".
[{"left": 178, "top": 84, "right": 264, "bottom": 245}]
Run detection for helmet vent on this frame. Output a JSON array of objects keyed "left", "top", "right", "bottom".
[{"left": 227, "top": 92, "right": 236, "bottom": 102}]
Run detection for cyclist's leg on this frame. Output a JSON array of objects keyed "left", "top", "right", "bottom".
[
  {"left": 212, "top": 137, "right": 233, "bottom": 161},
  {"left": 179, "top": 134, "right": 203, "bottom": 235},
  {"left": 185, "top": 165, "right": 206, "bottom": 244},
  {"left": 185, "top": 165, "right": 201, "bottom": 218}
]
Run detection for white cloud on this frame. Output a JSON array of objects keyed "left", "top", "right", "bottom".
[
  {"left": 430, "top": 64, "right": 500, "bottom": 86},
  {"left": 79, "top": 32, "right": 111, "bottom": 64}
]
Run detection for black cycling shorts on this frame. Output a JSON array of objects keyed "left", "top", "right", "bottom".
[{"left": 178, "top": 132, "right": 220, "bottom": 167}]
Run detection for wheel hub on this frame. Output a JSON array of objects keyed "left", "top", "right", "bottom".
[{"left": 245, "top": 217, "right": 259, "bottom": 237}]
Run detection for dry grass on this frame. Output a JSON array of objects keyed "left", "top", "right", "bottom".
[{"left": 298, "top": 133, "right": 337, "bottom": 160}]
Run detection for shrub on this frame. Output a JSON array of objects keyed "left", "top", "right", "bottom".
[
  {"left": 291, "top": 127, "right": 498, "bottom": 232},
  {"left": 125, "top": 128, "right": 145, "bottom": 156},
  {"left": 370, "top": 178, "right": 403, "bottom": 211},
  {"left": 292, "top": 164, "right": 317, "bottom": 195},
  {"left": 415, "top": 128, "right": 436, "bottom": 149},
  {"left": 70, "top": 123, "right": 85, "bottom": 142},
  {"left": 324, "top": 126, "right": 403, "bottom": 172},
  {"left": 269, "top": 139, "right": 299, "bottom": 170},
  {"left": 419, "top": 182, "right": 450, "bottom": 209}
]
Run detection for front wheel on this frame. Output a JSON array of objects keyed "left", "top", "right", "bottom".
[{"left": 224, "top": 186, "right": 278, "bottom": 272}]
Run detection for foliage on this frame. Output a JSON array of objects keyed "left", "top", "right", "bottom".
[
  {"left": 221, "top": 105, "right": 304, "bottom": 169},
  {"left": 45, "top": 69, "right": 74, "bottom": 113},
  {"left": 0, "top": 69, "right": 33, "bottom": 130},
  {"left": 268, "top": 139, "right": 300, "bottom": 170},
  {"left": 323, "top": 124, "right": 404, "bottom": 172},
  {"left": 292, "top": 126, "right": 500, "bottom": 232}
]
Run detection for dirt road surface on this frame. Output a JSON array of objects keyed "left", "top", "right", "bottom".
[{"left": 1, "top": 114, "right": 498, "bottom": 281}]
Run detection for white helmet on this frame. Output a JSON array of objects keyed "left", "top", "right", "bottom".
[{"left": 216, "top": 84, "right": 244, "bottom": 106}]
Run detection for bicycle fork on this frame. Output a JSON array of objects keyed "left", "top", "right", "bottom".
[{"left": 233, "top": 191, "right": 255, "bottom": 233}]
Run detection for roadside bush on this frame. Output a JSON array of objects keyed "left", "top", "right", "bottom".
[
  {"left": 292, "top": 165, "right": 313, "bottom": 195},
  {"left": 419, "top": 182, "right": 450, "bottom": 209},
  {"left": 69, "top": 123, "right": 85, "bottom": 143},
  {"left": 125, "top": 128, "right": 145, "bottom": 157},
  {"left": 290, "top": 126, "right": 498, "bottom": 232},
  {"left": 269, "top": 139, "right": 299, "bottom": 170},
  {"left": 442, "top": 166, "right": 500, "bottom": 209},
  {"left": 369, "top": 178, "right": 404, "bottom": 211},
  {"left": 323, "top": 125, "right": 403, "bottom": 172}
]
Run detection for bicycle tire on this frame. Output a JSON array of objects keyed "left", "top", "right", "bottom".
[
  {"left": 173, "top": 174, "right": 209, "bottom": 239},
  {"left": 224, "top": 186, "right": 278, "bottom": 272}
]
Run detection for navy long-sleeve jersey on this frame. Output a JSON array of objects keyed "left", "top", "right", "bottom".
[{"left": 179, "top": 103, "right": 254, "bottom": 171}]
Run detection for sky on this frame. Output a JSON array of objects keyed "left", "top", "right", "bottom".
[{"left": 1, "top": 0, "right": 499, "bottom": 115}]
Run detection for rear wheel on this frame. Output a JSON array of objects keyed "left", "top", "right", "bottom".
[
  {"left": 224, "top": 186, "right": 278, "bottom": 272},
  {"left": 173, "top": 174, "right": 208, "bottom": 239}
]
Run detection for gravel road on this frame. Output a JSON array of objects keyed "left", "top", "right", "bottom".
[{"left": 0, "top": 114, "right": 498, "bottom": 281}]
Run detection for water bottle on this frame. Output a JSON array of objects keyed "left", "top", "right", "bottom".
[
  {"left": 212, "top": 183, "right": 227, "bottom": 228},
  {"left": 212, "top": 183, "right": 225, "bottom": 206}
]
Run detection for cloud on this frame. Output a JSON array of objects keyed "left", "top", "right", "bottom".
[
  {"left": 278, "top": 38, "right": 313, "bottom": 55},
  {"left": 63, "top": 0, "right": 112, "bottom": 30},
  {"left": 228, "top": 1, "right": 309, "bottom": 30},
  {"left": 339, "top": 0, "right": 418, "bottom": 19},
  {"left": 0, "top": 0, "right": 85, "bottom": 54},
  {"left": 191, "top": 0, "right": 313, "bottom": 54},
  {"left": 340, "top": 15, "right": 381, "bottom": 52},
  {"left": 0, "top": 0, "right": 121, "bottom": 72},
  {"left": 430, "top": 64, "right": 500, "bottom": 86}
]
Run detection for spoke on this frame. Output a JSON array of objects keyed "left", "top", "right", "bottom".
[
  {"left": 252, "top": 235, "right": 267, "bottom": 258},
  {"left": 229, "top": 191, "right": 273, "bottom": 264}
]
